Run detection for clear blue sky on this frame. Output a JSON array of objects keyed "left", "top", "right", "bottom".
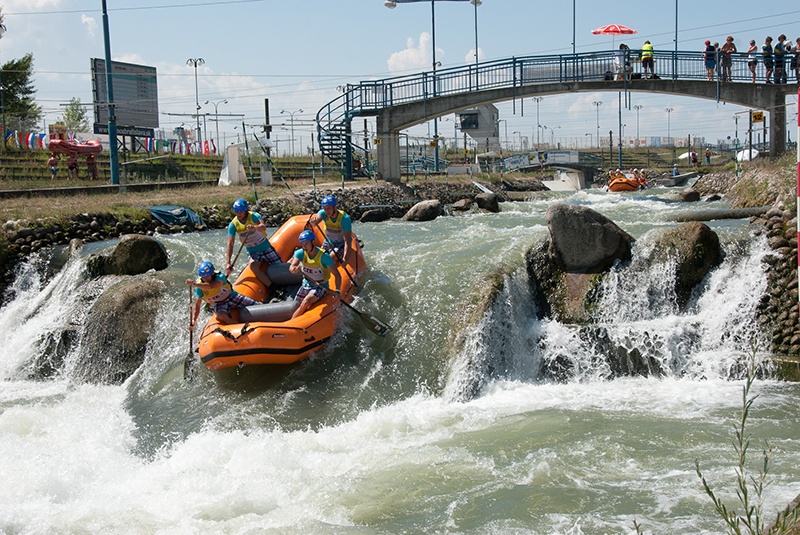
[{"left": 0, "top": 0, "right": 797, "bottom": 154}]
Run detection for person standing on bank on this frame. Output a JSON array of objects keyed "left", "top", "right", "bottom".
[
  {"left": 641, "top": 40, "right": 654, "bottom": 79},
  {"left": 66, "top": 154, "right": 78, "bottom": 180},
  {"left": 309, "top": 195, "right": 353, "bottom": 264},
  {"left": 47, "top": 153, "right": 58, "bottom": 180},
  {"left": 186, "top": 261, "right": 258, "bottom": 327},
  {"left": 225, "top": 198, "right": 281, "bottom": 289},
  {"left": 86, "top": 154, "right": 98, "bottom": 181},
  {"left": 289, "top": 230, "right": 342, "bottom": 319}
]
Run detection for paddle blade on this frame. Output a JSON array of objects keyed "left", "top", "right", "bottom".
[
  {"left": 358, "top": 313, "right": 392, "bottom": 337},
  {"left": 183, "top": 352, "right": 198, "bottom": 381}
]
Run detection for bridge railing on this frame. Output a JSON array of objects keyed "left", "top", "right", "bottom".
[
  {"left": 316, "top": 47, "right": 780, "bottom": 163},
  {"left": 343, "top": 49, "right": 767, "bottom": 114}
]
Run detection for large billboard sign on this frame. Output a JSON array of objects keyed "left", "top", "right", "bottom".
[{"left": 91, "top": 58, "right": 159, "bottom": 129}]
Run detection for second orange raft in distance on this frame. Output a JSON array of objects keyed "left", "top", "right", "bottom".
[{"left": 196, "top": 214, "right": 367, "bottom": 371}]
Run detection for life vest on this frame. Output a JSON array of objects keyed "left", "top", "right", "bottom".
[
  {"left": 774, "top": 41, "right": 785, "bottom": 58},
  {"left": 641, "top": 43, "right": 653, "bottom": 58},
  {"left": 323, "top": 210, "right": 348, "bottom": 245},
  {"left": 762, "top": 43, "right": 773, "bottom": 58},
  {"left": 231, "top": 212, "right": 268, "bottom": 248},
  {"left": 301, "top": 247, "right": 330, "bottom": 285},
  {"left": 197, "top": 272, "right": 233, "bottom": 304}
]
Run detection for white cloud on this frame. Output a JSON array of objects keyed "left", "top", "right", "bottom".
[
  {"left": 387, "top": 32, "right": 443, "bottom": 74},
  {"left": 81, "top": 15, "right": 97, "bottom": 38},
  {"left": 464, "top": 48, "right": 483, "bottom": 64}
]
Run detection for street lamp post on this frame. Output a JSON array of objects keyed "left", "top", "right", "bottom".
[
  {"left": 532, "top": 97, "right": 543, "bottom": 149},
  {"left": 592, "top": 101, "right": 603, "bottom": 148},
  {"left": 545, "top": 126, "right": 560, "bottom": 148},
  {"left": 0, "top": 20, "right": 7, "bottom": 154},
  {"left": 385, "top": 0, "right": 475, "bottom": 172},
  {"left": 204, "top": 99, "right": 227, "bottom": 152},
  {"left": 470, "top": 0, "right": 480, "bottom": 69},
  {"left": 186, "top": 58, "right": 205, "bottom": 147},
  {"left": 665, "top": 107, "right": 674, "bottom": 144},
  {"left": 497, "top": 119, "right": 508, "bottom": 151},
  {"left": 633, "top": 104, "right": 643, "bottom": 147},
  {"left": 585, "top": 133, "right": 592, "bottom": 148},
  {"left": 281, "top": 108, "right": 303, "bottom": 156},
  {"left": 512, "top": 130, "right": 522, "bottom": 151}
]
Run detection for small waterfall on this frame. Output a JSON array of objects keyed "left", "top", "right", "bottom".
[
  {"left": 0, "top": 248, "right": 115, "bottom": 381},
  {"left": 445, "top": 234, "right": 772, "bottom": 400}
]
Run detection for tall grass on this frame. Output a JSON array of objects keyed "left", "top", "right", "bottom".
[{"left": 695, "top": 342, "right": 800, "bottom": 534}]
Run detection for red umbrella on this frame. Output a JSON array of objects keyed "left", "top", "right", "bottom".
[
  {"left": 592, "top": 24, "right": 638, "bottom": 36},
  {"left": 592, "top": 24, "right": 638, "bottom": 49}
]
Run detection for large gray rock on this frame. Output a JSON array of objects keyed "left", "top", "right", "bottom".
[
  {"left": 403, "top": 199, "right": 442, "bottom": 222},
  {"left": 546, "top": 203, "right": 634, "bottom": 273},
  {"left": 73, "top": 275, "right": 165, "bottom": 384},
  {"left": 651, "top": 221, "right": 721, "bottom": 307},
  {"left": 475, "top": 193, "right": 499, "bottom": 213},
  {"left": 87, "top": 234, "right": 168, "bottom": 277}
]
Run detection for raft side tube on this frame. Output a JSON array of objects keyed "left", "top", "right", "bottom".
[
  {"left": 267, "top": 262, "right": 303, "bottom": 286},
  {"left": 239, "top": 300, "right": 300, "bottom": 323}
]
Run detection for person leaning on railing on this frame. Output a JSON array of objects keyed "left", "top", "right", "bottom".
[{"left": 641, "top": 40, "right": 654, "bottom": 79}]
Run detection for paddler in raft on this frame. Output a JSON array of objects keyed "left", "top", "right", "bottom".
[
  {"left": 225, "top": 198, "right": 282, "bottom": 288},
  {"left": 289, "top": 230, "right": 342, "bottom": 319},
  {"left": 186, "top": 261, "right": 259, "bottom": 327},
  {"left": 308, "top": 195, "right": 353, "bottom": 264}
]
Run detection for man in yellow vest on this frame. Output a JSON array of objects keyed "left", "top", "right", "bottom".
[
  {"left": 289, "top": 230, "right": 342, "bottom": 319},
  {"left": 641, "top": 40, "right": 654, "bottom": 79},
  {"left": 225, "top": 198, "right": 281, "bottom": 289}
]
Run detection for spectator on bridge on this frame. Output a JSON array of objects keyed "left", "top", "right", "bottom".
[
  {"left": 792, "top": 38, "right": 800, "bottom": 83},
  {"left": 762, "top": 36, "right": 774, "bottom": 84},
  {"left": 615, "top": 44, "right": 632, "bottom": 80},
  {"left": 641, "top": 40, "right": 654, "bottom": 79},
  {"left": 704, "top": 40, "right": 717, "bottom": 81},
  {"left": 747, "top": 40, "right": 759, "bottom": 83},
  {"left": 781, "top": 35, "right": 792, "bottom": 83},
  {"left": 774, "top": 34, "right": 787, "bottom": 84},
  {"left": 720, "top": 36, "right": 737, "bottom": 81}
]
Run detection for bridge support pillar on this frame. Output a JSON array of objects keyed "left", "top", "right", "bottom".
[
  {"left": 770, "top": 95, "right": 786, "bottom": 158},
  {"left": 376, "top": 115, "right": 402, "bottom": 183}
]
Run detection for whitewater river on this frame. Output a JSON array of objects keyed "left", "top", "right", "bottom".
[{"left": 1, "top": 187, "right": 798, "bottom": 534}]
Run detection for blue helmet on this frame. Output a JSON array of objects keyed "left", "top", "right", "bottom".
[
  {"left": 321, "top": 195, "right": 337, "bottom": 207},
  {"left": 232, "top": 198, "right": 249, "bottom": 212},
  {"left": 197, "top": 261, "right": 215, "bottom": 278},
  {"left": 298, "top": 230, "right": 316, "bottom": 243}
]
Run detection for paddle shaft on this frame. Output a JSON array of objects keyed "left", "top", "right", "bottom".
[
  {"left": 300, "top": 272, "right": 391, "bottom": 336},
  {"left": 184, "top": 285, "right": 196, "bottom": 381}
]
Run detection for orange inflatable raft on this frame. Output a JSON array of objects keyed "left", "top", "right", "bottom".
[
  {"left": 608, "top": 175, "right": 643, "bottom": 192},
  {"left": 196, "top": 215, "right": 367, "bottom": 370}
]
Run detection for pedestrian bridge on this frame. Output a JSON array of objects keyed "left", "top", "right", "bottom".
[{"left": 316, "top": 48, "right": 798, "bottom": 181}]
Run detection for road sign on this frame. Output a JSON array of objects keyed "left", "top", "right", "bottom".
[{"left": 752, "top": 111, "right": 765, "bottom": 123}]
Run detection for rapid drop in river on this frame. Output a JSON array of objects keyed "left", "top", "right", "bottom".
[{"left": 1, "top": 188, "right": 798, "bottom": 534}]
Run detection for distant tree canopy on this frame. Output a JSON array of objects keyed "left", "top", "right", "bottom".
[
  {"left": 58, "top": 97, "right": 90, "bottom": 133},
  {"left": 1, "top": 53, "right": 44, "bottom": 132}
]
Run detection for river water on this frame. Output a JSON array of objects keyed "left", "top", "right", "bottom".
[{"left": 1, "top": 187, "right": 798, "bottom": 534}]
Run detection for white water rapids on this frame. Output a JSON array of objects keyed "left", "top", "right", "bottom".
[{"left": 1, "top": 188, "right": 798, "bottom": 534}]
